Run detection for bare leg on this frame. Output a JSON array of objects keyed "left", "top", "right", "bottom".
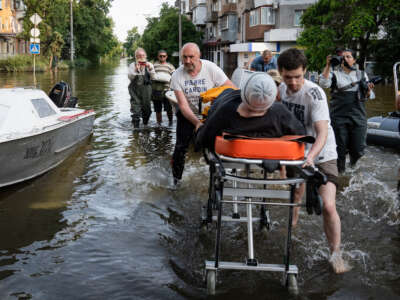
[
  {"left": 319, "top": 182, "right": 351, "bottom": 273},
  {"left": 292, "top": 183, "right": 305, "bottom": 227},
  {"left": 156, "top": 112, "right": 162, "bottom": 125}
]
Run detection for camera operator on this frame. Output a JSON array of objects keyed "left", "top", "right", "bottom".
[{"left": 319, "top": 49, "right": 375, "bottom": 173}]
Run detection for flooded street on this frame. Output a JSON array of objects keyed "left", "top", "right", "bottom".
[{"left": 0, "top": 60, "right": 399, "bottom": 299}]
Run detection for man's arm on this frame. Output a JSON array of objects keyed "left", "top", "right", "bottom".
[
  {"left": 222, "top": 79, "right": 236, "bottom": 88},
  {"left": 303, "top": 120, "right": 328, "bottom": 167},
  {"left": 174, "top": 90, "right": 203, "bottom": 130}
]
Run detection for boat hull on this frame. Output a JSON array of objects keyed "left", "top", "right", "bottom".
[
  {"left": 367, "top": 116, "right": 400, "bottom": 149},
  {"left": 0, "top": 113, "right": 95, "bottom": 187}
]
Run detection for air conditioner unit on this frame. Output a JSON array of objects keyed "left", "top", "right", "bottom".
[{"left": 272, "top": 1, "right": 279, "bottom": 9}]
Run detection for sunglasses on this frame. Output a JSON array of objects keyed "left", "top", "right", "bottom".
[{"left": 159, "top": 55, "right": 167, "bottom": 58}]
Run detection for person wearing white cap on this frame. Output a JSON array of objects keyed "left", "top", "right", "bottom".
[{"left": 195, "top": 72, "right": 305, "bottom": 150}]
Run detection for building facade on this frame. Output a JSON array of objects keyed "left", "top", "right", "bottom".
[
  {"left": 183, "top": 0, "right": 317, "bottom": 75},
  {"left": 0, "top": 0, "right": 27, "bottom": 59}
]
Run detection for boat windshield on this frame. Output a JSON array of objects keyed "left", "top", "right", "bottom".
[{"left": 31, "top": 98, "right": 57, "bottom": 118}]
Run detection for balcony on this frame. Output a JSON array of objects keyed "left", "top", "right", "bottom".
[
  {"left": 221, "top": 3, "right": 237, "bottom": 15},
  {"left": 206, "top": 11, "right": 218, "bottom": 23},
  {"left": 264, "top": 28, "right": 302, "bottom": 42}
]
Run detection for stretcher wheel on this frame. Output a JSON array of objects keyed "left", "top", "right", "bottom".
[
  {"left": 287, "top": 274, "right": 299, "bottom": 295},
  {"left": 206, "top": 270, "right": 216, "bottom": 295}
]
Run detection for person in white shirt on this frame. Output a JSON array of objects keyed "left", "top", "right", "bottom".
[
  {"left": 128, "top": 48, "right": 156, "bottom": 128},
  {"left": 278, "top": 48, "right": 350, "bottom": 274},
  {"left": 169, "top": 42, "right": 235, "bottom": 185},
  {"left": 319, "top": 49, "right": 375, "bottom": 172}
]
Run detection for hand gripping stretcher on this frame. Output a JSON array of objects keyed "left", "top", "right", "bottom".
[{"left": 202, "top": 135, "right": 327, "bottom": 295}]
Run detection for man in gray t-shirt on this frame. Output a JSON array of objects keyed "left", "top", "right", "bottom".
[
  {"left": 170, "top": 42, "right": 235, "bottom": 184},
  {"left": 278, "top": 48, "right": 350, "bottom": 274}
]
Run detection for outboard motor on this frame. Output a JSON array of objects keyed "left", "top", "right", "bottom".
[{"left": 48, "top": 81, "right": 78, "bottom": 108}]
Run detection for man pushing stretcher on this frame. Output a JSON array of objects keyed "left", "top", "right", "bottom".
[{"left": 196, "top": 59, "right": 350, "bottom": 274}]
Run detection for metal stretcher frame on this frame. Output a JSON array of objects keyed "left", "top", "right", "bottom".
[{"left": 203, "top": 150, "right": 307, "bottom": 295}]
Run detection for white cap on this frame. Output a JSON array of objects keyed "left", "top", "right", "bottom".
[{"left": 240, "top": 72, "right": 277, "bottom": 112}]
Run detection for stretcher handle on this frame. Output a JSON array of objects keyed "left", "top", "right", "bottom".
[
  {"left": 292, "top": 166, "right": 327, "bottom": 215},
  {"left": 222, "top": 134, "right": 316, "bottom": 144}
]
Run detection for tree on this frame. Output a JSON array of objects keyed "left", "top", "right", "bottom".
[
  {"left": 297, "top": 0, "right": 400, "bottom": 74},
  {"left": 21, "top": 0, "right": 118, "bottom": 64},
  {"left": 21, "top": 0, "right": 70, "bottom": 60},
  {"left": 74, "top": 0, "right": 116, "bottom": 62},
  {"left": 140, "top": 3, "right": 203, "bottom": 66},
  {"left": 370, "top": 11, "right": 400, "bottom": 78},
  {"left": 123, "top": 27, "right": 142, "bottom": 58}
]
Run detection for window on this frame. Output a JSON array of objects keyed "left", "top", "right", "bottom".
[
  {"left": 227, "top": 0, "right": 237, "bottom": 3},
  {"left": 0, "top": 0, "right": 2, "bottom": 9},
  {"left": 294, "top": 10, "right": 304, "bottom": 27},
  {"left": 261, "top": 7, "right": 275, "bottom": 25},
  {"left": 221, "top": 15, "right": 228, "bottom": 30},
  {"left": 250, "top": 10, "right": 259, "bottom": 27},
  {"left": 31, "top": 98, "right": 57, "bottom": 118}
]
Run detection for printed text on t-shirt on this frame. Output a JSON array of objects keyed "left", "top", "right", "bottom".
[{"left": 282, "top": 100, "right": 305, "bottom": 124}]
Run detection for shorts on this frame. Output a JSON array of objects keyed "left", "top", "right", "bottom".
[
  {"left": 286, "top": 159, "right": 339, "bottom": 187},
  {"left": 152, "top": 91, "right": 172, "bottom": 113},
  {"left": 316, "top": 159, "right": 339, "bottom": 187}
]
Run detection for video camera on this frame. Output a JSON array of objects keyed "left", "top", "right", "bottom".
[{"left": 330, "top": 55, "right": 343, "bottom": 67}]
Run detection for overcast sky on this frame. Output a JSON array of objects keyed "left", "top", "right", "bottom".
[{"left": 109, "top": 0, "right": 176, "bottom": 42}]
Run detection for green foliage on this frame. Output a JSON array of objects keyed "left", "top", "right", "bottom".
[
  {"left": 370, "top": 7, "right": 400, "bottom": 78},
  {"left": 0, "top": 55, "right": 48, "bottom": 72},
  {"left": 298, "top": 0, "right": 400, "bottom": 73},
  {"left": 139, "top": 3, "right": 203, "bottom": 66},
  {"left": 73, "top": 0, "right": 116, "bottom": 62},
  {"left": 102, "top": 40, "right": 124, "bottom": 62},
  {"left": 21, "top": 0, "right": 119, "bottom": 64},
  {"left": 123, "top": 27, "right": 141, "bottom": 58}
]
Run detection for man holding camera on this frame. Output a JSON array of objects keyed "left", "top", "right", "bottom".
[
  {"left": 319, "top": 49, "right": 375, "bottom": 173},
  {"left": 128, "top": 48, "right": 156, "bottom": 128}
]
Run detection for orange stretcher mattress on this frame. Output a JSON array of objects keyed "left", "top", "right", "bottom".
[{"left": 214, "top": 135, "right": 306, "bottom": 160}]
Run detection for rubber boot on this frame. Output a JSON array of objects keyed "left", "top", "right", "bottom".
[
  {"left": 167, "top": 111, "right": 173, "bottom": 126},
  {"left": 156, "top": 112, "right": 162, "bottom": 125},
  {"left": 132, "top": 119, "right": 140, "bottom": 128},
  {"left": 337, "top": 158, "right": 345, "bottom": 174}
]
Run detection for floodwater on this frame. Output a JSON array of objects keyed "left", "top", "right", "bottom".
[{"left": 0, "top": 60, "right": 399, "bottom": 300}]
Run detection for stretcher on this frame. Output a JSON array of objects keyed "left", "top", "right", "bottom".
[{"left": 202, "top": 135, "right": 326, "bottom": 295}]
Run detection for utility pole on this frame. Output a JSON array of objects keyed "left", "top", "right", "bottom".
[
  {"left": 178, "top": 0, "right": 182, "bottom": 65},
  {"left": 70, "top": 0, "right": 74, "bottom": 62}
]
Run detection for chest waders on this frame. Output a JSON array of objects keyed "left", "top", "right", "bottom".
[
  {"left": 330, "top": 91, "right": 367, "bottom": 172},
  {"left": 128, "top": 72, "right": 152, "bottom": 127}
]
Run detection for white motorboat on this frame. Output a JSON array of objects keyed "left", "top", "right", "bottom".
[
  {"left": 0, "top": 87, "right": 95, "bottom": 187},
  {"left": 367, "top": 62, "right": 400, "bottom": 149}
]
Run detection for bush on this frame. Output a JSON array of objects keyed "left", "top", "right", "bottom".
[
  {"left": 0, "top": 54, "right": 49, "bottom": 72},
  {"left": 66, "top": 57, "right": 90, "bottom": 68}
]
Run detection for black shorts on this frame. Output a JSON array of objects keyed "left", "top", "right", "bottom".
[{"left": 152, "top": 90, "right": 171, "bottom": 113}]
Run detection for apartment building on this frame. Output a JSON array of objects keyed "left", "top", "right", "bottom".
[
  {"left": 184, "top": 0, "right": 317, "bottom": 75},
  {"left": 0, "top": 0, "right": 27, "bottom": 59}
]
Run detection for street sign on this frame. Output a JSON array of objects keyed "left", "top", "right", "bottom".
[
  {"left": 30, "top": 13, "right": 42, "bottom": 25},
  {"left": 30, "top": 28, "right": 40, "bottom": 37},
  {"left": 30, "top": 37, "right": 40, "bottom": 43},
  {"left": 30, "top": 43, "right": 40, "bottom": 55}
]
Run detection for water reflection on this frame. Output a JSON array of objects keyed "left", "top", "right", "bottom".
[
  {"left": 124, "top": 127, "right": 174, "bottom": 168},
  {"left": 0, "top": 145, "right": 89, "bottom": 281}
]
